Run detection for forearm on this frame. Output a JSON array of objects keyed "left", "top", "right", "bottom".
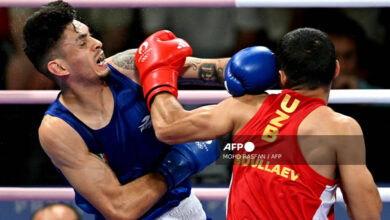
[
  {"left": 61, "top": 159, "right": 167, "bottom": 220},
  {"left": 151, "top": 93, "right": 214, "bottom": 144},
  {"left": 181, "top": 57, "right": 230, "bottom": 84},
  {"left": 346, "top": 190, "right": 382, "bottom": 220},
  {"left": 341, "top": 166, "right": 382, "bottom": 220},
  {"left": 60, "top": 164, "right": 168, "bottom": 220},
  {"left": 347, "top": 201, "right": 382, "bottom": 220},
  {"left": 113, "top": 172, "right": 168, "bottom": 219}
]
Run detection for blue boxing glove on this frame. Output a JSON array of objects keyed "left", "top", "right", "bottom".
[
  {"left": 156, "top": 140, "right": 221, "bottom": 190},
  {"left": 225, "top": 46, "right": 278, "bottom": 97}
]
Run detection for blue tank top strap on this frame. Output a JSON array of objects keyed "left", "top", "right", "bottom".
[{"left": 107, "top": 63, "right": 141, "bottom": 90}]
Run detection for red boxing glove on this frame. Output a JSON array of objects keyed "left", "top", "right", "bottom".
[{"left": 135, "top": 30, "right": 192, "bottom": 110}]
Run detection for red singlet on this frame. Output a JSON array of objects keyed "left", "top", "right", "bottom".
[{"left": 227, "top": 89, "right": 339, "bottom": 220}]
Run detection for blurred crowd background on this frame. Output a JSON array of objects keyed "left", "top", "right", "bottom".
[{"left": 0, "top": 7, "right": 390, "bottom": 187}]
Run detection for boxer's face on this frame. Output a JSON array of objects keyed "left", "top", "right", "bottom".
[{"left": 58, "top": 20, "right": 110, "bottom": 81}]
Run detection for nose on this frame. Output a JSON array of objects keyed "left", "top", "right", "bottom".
[{"left": 93, "top": 37, "right": 103, "bottom": 50}]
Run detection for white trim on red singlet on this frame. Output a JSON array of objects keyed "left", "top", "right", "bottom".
[{"left": 312, "top": 184, "right": 338, "bottom": 220}]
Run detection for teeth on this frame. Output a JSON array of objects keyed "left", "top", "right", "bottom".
[{"left": 97, "top": 53, "right": 105, "bottom": 65}]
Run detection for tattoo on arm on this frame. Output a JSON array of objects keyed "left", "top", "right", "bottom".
[
  {"left": 183, "top": 57, "right": 228, "bottom": 84},
  {"left": 199, "top": 64, "right": 219, "bottom": 82},
  {"left": 111, "top": 49, "right": 137, "bottom": 70},
  {"left": 185, "top": 58, "right": 202, "bottom": 71},
  {"left": 217, "top": 66, "right": 224, "bottom": 82},
  {"left": 199, "top": 59, "right": 227, "bottom": 83}
]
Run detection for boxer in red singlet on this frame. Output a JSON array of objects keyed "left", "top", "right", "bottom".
[{"left": 139, "top": 28, "right": 382, "bottom": 219}]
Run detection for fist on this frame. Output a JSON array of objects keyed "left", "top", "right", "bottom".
[
  {"left": 135, "top": 30, "right": 192, "bottom": 109},
  {"left": 225, "top": 46, "right": 278, "bottom": 97}
]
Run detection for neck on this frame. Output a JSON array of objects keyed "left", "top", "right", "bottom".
[
  {"left": 289, "top": 86, "right": 330, "bottom": 104},
  {"left": 59, "top": 79, "right": 109, "bottom": 111}
]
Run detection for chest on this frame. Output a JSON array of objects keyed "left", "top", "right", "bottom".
[{"left": 90, "top": 87, "right": 168, "bottom": 175}]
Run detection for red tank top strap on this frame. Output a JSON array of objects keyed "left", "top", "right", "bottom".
[
  {"left": 279, "top": 89, "right": 326, "bottom": 134},
  {"left": 235, "top": 93, "right": 278, "bottom": 136}
]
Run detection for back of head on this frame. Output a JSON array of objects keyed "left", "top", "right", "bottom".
[
  {"left": 276, "top": 27, "right": 336, "bottom": 89},
  {"left": 30, "top": 203, "right": 81, "bottom": 220},
  {"left": 23, "top": 0, "right": 76, "bottom": 79}
]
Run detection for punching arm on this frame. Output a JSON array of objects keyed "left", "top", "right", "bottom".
[{"left": 151, "top": 93, "right": 235, "bottom": 144}]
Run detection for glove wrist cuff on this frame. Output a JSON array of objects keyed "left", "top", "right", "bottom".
[
  {"left": 156, "top": 151, "right": 194, "bottom": 190},
  {"left": 141, "top": 67, "right": 179, "bottom": 110}
]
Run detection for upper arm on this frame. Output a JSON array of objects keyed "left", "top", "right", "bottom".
[
  {"left": 39, "top": 116, "right": 124, "bottom": 218},
  {"left": 335, "top": 116, "right": 382, "bottom": 219},
  {"left": 106, "top": 49, "right": 140, "bottom": 83}
]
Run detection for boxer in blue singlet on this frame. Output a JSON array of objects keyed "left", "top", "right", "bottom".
[
  {"left": 22, "top": 1, "right": 228, "bottom": 219},
  {"left": 45, "top": 63, "right": 202, "bottom": 219}
]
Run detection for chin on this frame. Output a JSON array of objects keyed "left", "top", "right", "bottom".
[{"left": 99, "top": 68, "right": 111, "bottom": 81}]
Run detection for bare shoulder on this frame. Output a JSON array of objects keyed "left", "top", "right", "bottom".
[
  {"left": 228, "top": 94, "right": 268, "bottom": 134},
  {"left": 300, "top": 106, "right": 363, "bottom": 135},
  {"left": 299, "top": 106, "right": 366, "bottom": 167},
  {"left": 39, "top": 115, "right": 70, "bottom": 145},
  {"left": 106, "top": 49, "right": 139, "bottom": 83},
  {"left": 39, "top": 115, "right": 89, "bottom": 167},
  {"left": 331, "top": 111, "right": 362, "bottom": 135}
]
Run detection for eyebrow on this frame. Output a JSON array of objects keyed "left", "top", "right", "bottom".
[{"left": 75, "top": 33, "right": 87, "bottom": 43}]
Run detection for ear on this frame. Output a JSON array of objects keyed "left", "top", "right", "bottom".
[
  {"left": 47, "top": 60, "right": 69, "bottom": 77},
  {"left": 333, "top": 60, "right": 340, "bottom": 79},
  {"left": 279, "top": 70, "right": 287, "bottom": 87}
]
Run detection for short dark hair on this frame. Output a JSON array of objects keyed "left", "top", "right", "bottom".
[
  {"left": 276, "top": 27, "right": 336, "bottom": 89},
  {"left": 23, "top": 0, "right": 76, "bottom": 79},
  {"left": 30, "top": 202, "right": 81, "bottom": 220}
]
